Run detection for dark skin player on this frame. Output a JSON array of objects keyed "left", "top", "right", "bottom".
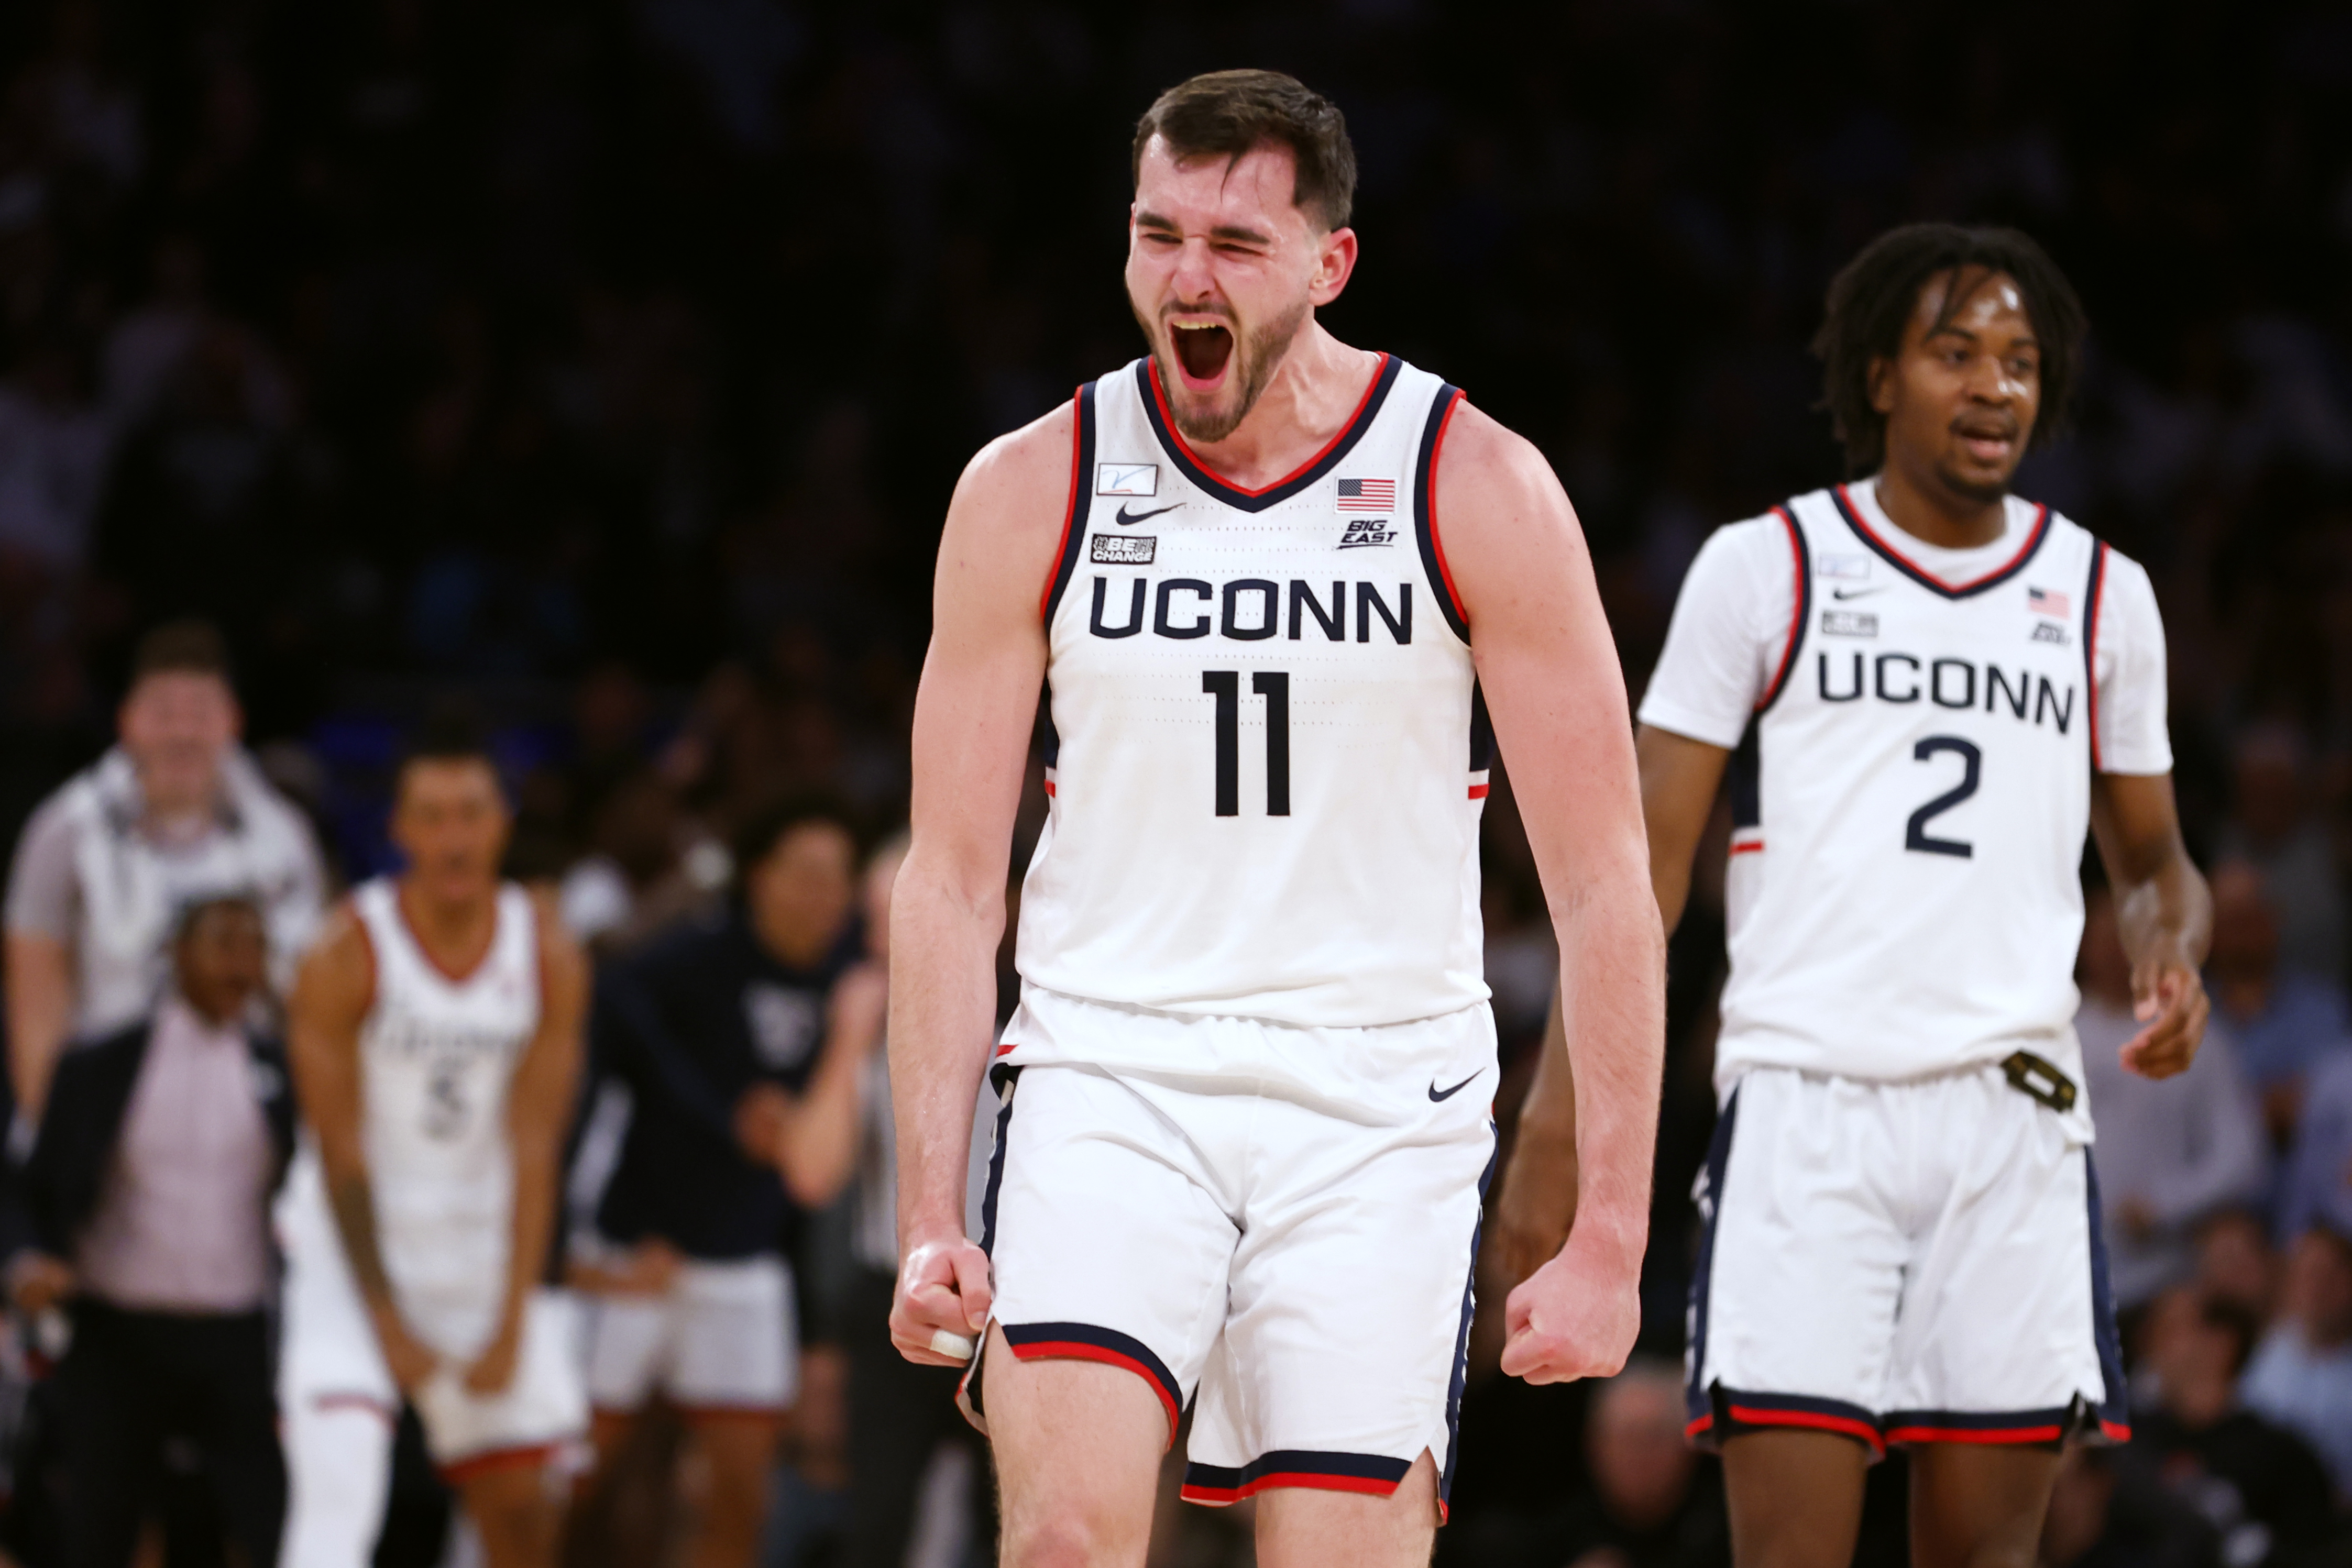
[{"left": 1496, "top": 263, "right": 2211, "bottom": 1568}]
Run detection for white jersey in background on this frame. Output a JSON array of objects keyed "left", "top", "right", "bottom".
[
  {"left": 1638, "top": 481, "right": 2171, "bottom": 1124},
  {"left": 1010, "top": 354, "right": 1489, "bottom": 1050}
]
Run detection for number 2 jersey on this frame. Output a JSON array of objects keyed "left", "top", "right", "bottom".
[
  {"left": 1638, "top": 481, "right": 2171, "bottom": 1128},
  {"left": 1009, "top": 354, "right": 1490, "bottom": 1044}
]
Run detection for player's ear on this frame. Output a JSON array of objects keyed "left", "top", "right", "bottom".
[
  {"left": 1866, "top": 354, "right": 1897, "bottom": 416},
  {"left": 1307, "top": 225, "right": 1357, "bottom": 307}
]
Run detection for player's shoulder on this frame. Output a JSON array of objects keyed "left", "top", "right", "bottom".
[
  {"left": 293, "top": 895, "right": 375, "bottom": 1009},
  {"left": 1431, "top": 396, "right": 1557, "bottom": 502},
  {"left": 955, "top": 395, "right": 1080, "bottom": 514},
  {"left": 524, "top": 882, "right": 590, "bottom": 996}
]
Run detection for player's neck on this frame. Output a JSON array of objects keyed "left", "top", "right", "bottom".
[
  {"left": 395, "top": 876, "right": 500, "bottom": 972},
  {"left": 1872, "top": 460, "right": 2008, "bottom": 551},
  {"left": 1180, "top": 324, "right": 1380, "bottom": 489}
]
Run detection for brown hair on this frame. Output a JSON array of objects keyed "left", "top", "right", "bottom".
[
  {"left": 1131, "top": 70, "right": 1356, "bottom": 233},
  {"left": 129, "top": 619, "right": 232, "bottom": 684}
]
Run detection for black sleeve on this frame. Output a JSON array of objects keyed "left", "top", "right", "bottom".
[{"left": 594, "top": 954, "right": 741, "bottom": 1144}]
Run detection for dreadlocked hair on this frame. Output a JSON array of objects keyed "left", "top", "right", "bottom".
[{"left": 1812, "top": 223, "right": 2087, "bottom": 476}]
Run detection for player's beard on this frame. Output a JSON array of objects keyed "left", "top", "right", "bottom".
[{"left": 1142, "top": 294, "right": 1310, "bottom": 445}]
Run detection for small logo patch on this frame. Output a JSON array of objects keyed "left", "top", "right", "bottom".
[
  {"left": 2027, "top": 586, "right": 2070, "bottom": 617},
  {"left": 2031, "top": 621, "right": 2069, "bottom": 645},
  {"left": 1096, "top": 463, "right": 1158, "bottom": 497},
  {"left": 1821, "top": 610, "right": 1878, "bottom": 637},
  {"left": 1114, "top": 501, "right": 1179, "bottom": 526},
  {"left": 1818, "top": 553, "right": 1872, "bottom": 581},
  {"left": 1338, "top": 520, "right": 1395, "bottom": 549},
  {"left": 1337, "top": 477, "right": 1397, "bottom": 512},
  {"left": 1831, "top": 586, "right": 1886, "bottom": 601},
  {"left": 1091, "top": 534, "right": 1156, "bottom": 565}
]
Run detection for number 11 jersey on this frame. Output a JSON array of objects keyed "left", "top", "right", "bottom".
[
  {"left": 1639, "top": 481, "right": 2172, "bottom": 1119},
  {"left": 1013, "top": 354, "right": 1491, "bottom": 1034}
]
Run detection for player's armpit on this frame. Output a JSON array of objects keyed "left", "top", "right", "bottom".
[{"left": 2090, "top": 771, "right": 2212, "bottom": 1080}]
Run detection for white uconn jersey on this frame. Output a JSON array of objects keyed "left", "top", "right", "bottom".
[
  {"left": 353, "top": 878, "right": 540, "bottom": 1334},
  {"left": 1013, "top": 355, "right": 1489, "bottom": 1033},
  {"left": 1641, "top": 484, "right": 2170, "bottom": 1117}
]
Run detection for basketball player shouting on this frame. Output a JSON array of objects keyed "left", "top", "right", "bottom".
[
  {"left": 280, "top": 716, "right": 590, "bottom": 1568},
  {"left": 888, "top": 70, "right": 1665, "bottom": 1567},
  {"left": 1612, "top": 225, "right": 2211, "bottom": 1565}
]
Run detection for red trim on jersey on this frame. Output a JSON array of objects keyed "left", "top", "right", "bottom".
[
  {"left": 1834, "top": 484, "right": 2051, "bottom": 594},
  {"left": 392, "top": 880, "right": 504, "bottom": 986},
  {"left": 1039, "top": 388, "right": 1086, "bottom": 623},
  {"left": 1042, "top": 779, "right": 1056, "bottom": 796},
  {"left": 1725, "top": 1402, "right": 1886, "bottom": 1453},
  {"left": 1467, "top": 782, "right": 1490, "bottom": 800},
  {"left": 1885, "top": 1421, "right": 2064, "bottom": 1446},
  {"left": 438, "top": 1442, "right": 563, "bottom": 1486},
  {"left": 1729, "top": 841, "right": 1764, "bottom": 856},
  {"left": 1006, "top": 1339, "right": 1180, "bottom": 1437},
  {"left": 1180, "top": 1472, "right": 1399, "bottom": 1506},
  {"left": 1422, "top": 389, "right": 1470, "bottom": 632},
  {"left": 2085, "top": 540, "right": 2109, "bottom": 772},
  {"left": 1758, "top": 505, "right": 1805, "bottom": 710},
  {"left": 994, "top": 1042, "right": 1016, "bottom": 1058},
  {"left": 1145, "top": 355, "right": 1391, "bottom": 499}
]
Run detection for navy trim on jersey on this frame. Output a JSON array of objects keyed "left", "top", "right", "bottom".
[
  {"left": 1829, "top": 485, "right": 2052, "bottom": 600},
  {"left": 1438, "top": 1128, "right": 1499, "bottom": 1507},
  {"left": 1135, "top": 354, "right": 1403, "bottom": 514},
  {"left": 1683, "top": 1089, "right": 1739, "bottom": 1434},
  {"left": 2083, "top": 1151, "right": 2131, "bottom": 1441},
  {"left": 1040, "top": 382, "right": 1098, "bottom": 623},
  {"left": 1758, "top": 504, "right": 1810, "bottom": 712},
  {"left": 1413, "top": 385, "right": 1471, "bottom": 644},
  {"left": 2082, "top": 540, "right": 2109, "bottom": 772},
  {"left": 1181, "top": 1449, "right": 1415, "bottom": 1504}
]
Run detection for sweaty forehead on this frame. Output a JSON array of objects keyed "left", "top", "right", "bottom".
[
  {"left": 1135, "top": 136, "right": 1305, "bottom": 232},
  {"left": 1914, "top": 268, "right": 2032, "bottom": 338}
]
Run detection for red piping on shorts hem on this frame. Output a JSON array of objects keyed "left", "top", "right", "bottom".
[
  {"left": 1180, "top": 1472, "right": 1400, "bottom": 1505},
  {"left": 1005, "top": 1340, "right": 1179, "bottom": 1439},
  {"left": 1726, "top": 1403, "right": 1886, "bottom": 1453},
  {"left": 438, "top": 1442, "right": 562, "bottom": 1485},
  {"left": 1886, "top": 1423, "right": 2063, "bottom": 1445},
  {"left": 2099, "top": 1419, "right": 2131, "bottom": 1442}
]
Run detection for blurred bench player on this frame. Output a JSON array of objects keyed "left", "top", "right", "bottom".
[
  {"left": 887, "top": 69, "right": 1665, "bottom": 1568},
  {"left": 279, "top": 712, "right": 589, "bottom": 1568}
]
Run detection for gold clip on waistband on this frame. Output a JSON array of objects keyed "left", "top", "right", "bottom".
[{"left": 1999, "top": 1050, "right": 2077, "bottom": 1114}]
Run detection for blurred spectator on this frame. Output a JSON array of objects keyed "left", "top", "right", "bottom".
[
  {"left": 555, "top": 769, "right": 728, "bottom": 955},
  {"left": 2127, "top": 1286, "right": 2338, "bottom": 1561},
  {"left": 3, "top": 620, "right": 325, "bottom": 1116},
  {"left": 2241, "top": 1227, "right": 2352, "bottom": 1498},
  {"left": 2040, "top": 1446, "right": 2217, "bottom": 1568},
  {"left": 2204, "top": 860, "right": 2352, "bottom": 1147},
  {"left": 2217, "top": 723, "right": 2347, "bottom": 989},
  {"left": 1551, "top": 1360, "right": 1729, "bottom": 1568},
  {"left": 2280, "top": 1053, "right": 2352, "bottom": 1243},
  {"left": 2077, "top": 882, "right": 2268, "bottom": 1310},
  {"left": 0, "top": 328, "right": 109, "bottom": 571},
  {"left": 2193, "top": 1208, "right": 2284, "bottom": 1326},
  {"left": 3, "top": 893, "right": 293, "bottom": 1568},
  {"left": 842, "top": 833, "right": 990, "bottom": 1568},
  {"left": 568, "top": 796, "right": 878, "bottom": 1568}
]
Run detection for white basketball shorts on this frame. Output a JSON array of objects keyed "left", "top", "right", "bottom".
[
  {"left": 961, "top": 993, "right": 1497, "bottom": 1514},
  {"left": 1684, "top": 1064, "right": 2129, "bottom": 1456},
  {"left": 582, "top": 1252, "right": 799, "bottom": 1415},
  {"left": 277, "top": 1157, "right": 589, "bottom": 1478}
]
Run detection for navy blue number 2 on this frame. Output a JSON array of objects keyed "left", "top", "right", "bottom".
[
  {"left": 1906, "top": 735, "right": 1981, "bottom": 858},
  {"left": 1202, "top": 671, "right": 1290, "bottom": 818}
]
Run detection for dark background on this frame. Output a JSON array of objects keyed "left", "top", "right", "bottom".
[{"left": 1, "top": 2, "right": 2349, "bottom": 1564}]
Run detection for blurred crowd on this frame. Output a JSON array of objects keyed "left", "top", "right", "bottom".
[{"left": 0, "top": 0, "right": 2349, "bottom": 1564}]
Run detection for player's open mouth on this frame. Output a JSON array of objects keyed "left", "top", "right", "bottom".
[
  {"left": 1953, "top": 419, "right": 2016, "bottom": 465},
  {"left": 1171, "top": 321, "right": 1234, "bottom": 388}
]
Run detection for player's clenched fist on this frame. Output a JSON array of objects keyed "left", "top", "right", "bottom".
[
  {"left": 891, "top": 1232, "right": 994, "bottom": 1366},
  {"left": 1498, "top": 1243, "right": 1639, "bottom": 1386}
]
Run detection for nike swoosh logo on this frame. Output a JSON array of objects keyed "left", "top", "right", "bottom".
[
  {"left": 1115, "top": 502, "right": 1180, "bottom": 526},
  {"left": 1428, "top": 1072, "right": 1480, "bottom": 1102},
  {"left": 1830, "top": 586, "right": 1886, "bottom": 600}
]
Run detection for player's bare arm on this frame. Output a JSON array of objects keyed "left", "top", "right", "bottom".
[
  {"left": 887, "top": 402, "right": 1072, "bottom": 1367},
  {"left": 467, "top": 900, "right": 586, "bottom": 1395},
  {"left": 288, "top": 903, "right": 437, "bottom": 1392},
  {"left": 2091, "top": 771, "right": 2212, "bottom": 1080},
  {"left": 4, "top": 929, "right": 73, "bottom": 1117},
  {"left": 742, "top": 958, "right": 887, "bottom": 1207},
  {"left": 1439, "top": 403, "right": 1667, "bottom": 1386}
]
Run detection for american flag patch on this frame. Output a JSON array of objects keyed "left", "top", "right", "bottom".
[
  {"left": 2027, "top": 586, "right": 2069, "bottom": 617},
  {"left": 1336, "top": 477, "right": 1395, "bottom": 512}
]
